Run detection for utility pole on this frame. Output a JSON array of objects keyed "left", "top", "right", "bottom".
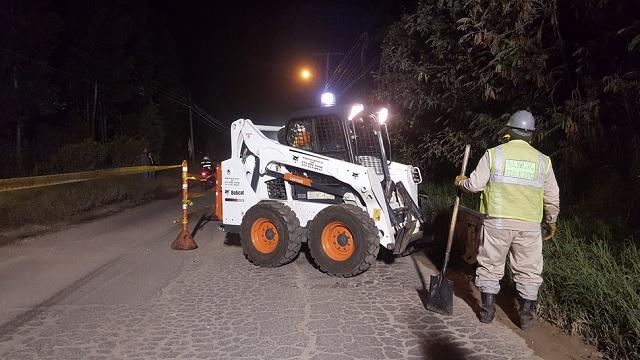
[
  {"left": 188, "top": 92, "right": 195, "bottom": 162},
  {"left": 92, "top": 81, "right": 98, "bottom": 141},
  {"left": 313, "top": 52, "right": 343, "bottom": 90}
]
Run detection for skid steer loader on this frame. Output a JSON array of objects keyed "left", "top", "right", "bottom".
[{"left": 215, "top": 104, "right": 424, "bottom": 277}]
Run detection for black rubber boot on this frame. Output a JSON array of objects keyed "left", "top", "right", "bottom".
[
  {"left": 479, "top": 292, "right": 496, "bottom": 323},
  {"left": 518, "top": 297, "right": 536, "bottom": 330}
]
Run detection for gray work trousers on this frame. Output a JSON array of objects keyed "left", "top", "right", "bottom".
[{"left": 475, "top": 225, "right": 543, "bottom": 300}]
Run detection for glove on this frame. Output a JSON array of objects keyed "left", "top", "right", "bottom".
[
  {"left": 543, "top": 223, "right": 557, "bottom": 241},
  {"left": 454, "top": 175, "right": 468, "bottom": 187}
]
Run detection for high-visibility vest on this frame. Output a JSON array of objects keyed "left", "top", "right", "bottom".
[{"left": 480, "top": 140, "right": 551, "bottom": 223}]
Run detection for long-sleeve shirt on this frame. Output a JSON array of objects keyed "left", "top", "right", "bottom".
[{"left": 460, "top": 145, "right": 560, "bottom": 231}]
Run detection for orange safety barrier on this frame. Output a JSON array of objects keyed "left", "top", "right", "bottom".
[
  {"left": 171, "top": 160, "right": 198, "bottom": 250},
  {"left": 215, "top": 163, "right": 223, "bottom": 221}
]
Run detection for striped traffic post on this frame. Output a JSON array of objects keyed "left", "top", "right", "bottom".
[{"left": 171, "top": 160, "right": 198, "bottom": 250}]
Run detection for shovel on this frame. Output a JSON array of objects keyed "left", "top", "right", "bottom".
[{"left": 426, "top": 144, "right": 471, "bottom": 315}]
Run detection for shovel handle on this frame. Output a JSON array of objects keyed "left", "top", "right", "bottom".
[
  {"left": 460, "top": 144, "right": 471, "bottom": 177},
  {"left": 441, "top": 144, "right": 471, "bottom": 274}
]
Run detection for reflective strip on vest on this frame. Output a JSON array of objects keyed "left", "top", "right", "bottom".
[
  {"left": 481, "top": 141, "right": 548, "bottom": 223},
  {"left": 491, "top": 146, "right": 546, "bottom": 187}
]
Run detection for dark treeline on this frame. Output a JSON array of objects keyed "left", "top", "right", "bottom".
[
  {"left": 0, "top": 0, "right": 189, "bottom": 178},
  {"left": 375, "top": 0, "right": 640, "bottom": 229}
]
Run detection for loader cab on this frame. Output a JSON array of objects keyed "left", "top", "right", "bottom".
[{"left": 281, "top": 104, "right": 391, "bottom": 174}]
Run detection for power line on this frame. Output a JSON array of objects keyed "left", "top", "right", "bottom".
[
  {"left": 338, "top": 59, "right": 379, "bottom": 97},
  {"left": 1, "top": 47, "right": 93, "bottom": 85},
  {"left": 325, "top": 1, "right": 386, "bottom": 96},
  {"left": 2, "top": 46, "right": 228, "bottom": 138},
  {"left": 326, "top": 33, "right": 366, "bottom": 89},
  {"left": 312, "top": 52, "right": 344, "bottom": 90},
  {"left": 154, "top": 88, "right": 227, "bottom": 134},
  {"left": 2, "top": 9, "right": 231, "bottom": 140}
]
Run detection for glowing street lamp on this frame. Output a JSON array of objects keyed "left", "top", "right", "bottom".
[{"left": 300, "top": 68, "right": 312, "bottom": 81}]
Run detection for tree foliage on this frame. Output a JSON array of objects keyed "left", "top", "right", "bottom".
[
  {"left": 375, "top": 0, "right": 640, "bottom": 190},
  {"left": 375, "top": 2, "right": 640, "bottom": 356},
  {"left": 0, "top": 0, "right": 187, "bottom": 177}
]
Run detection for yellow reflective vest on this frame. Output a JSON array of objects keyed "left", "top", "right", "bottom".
[{"left": 480, "top": 140, "right": 551, "bottom": 223}]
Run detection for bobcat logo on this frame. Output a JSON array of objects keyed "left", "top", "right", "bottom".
[
  {"left": 224, "top": 189, "right": 230, "bottom": 194},
  {"left": 292, "top": 155, "right": 299, "bottom": 161}
]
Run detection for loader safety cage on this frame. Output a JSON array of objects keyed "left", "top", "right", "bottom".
[{"left": 283, "top": 105, "right": 388, "bottom": 176}]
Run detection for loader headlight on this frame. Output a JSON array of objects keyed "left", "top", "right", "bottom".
[
  {"left": 377, "top": 107, "right": 389, "bottom": 124},
  {"left": 348, "top": 103, "right": 364, "bottom": 120}
]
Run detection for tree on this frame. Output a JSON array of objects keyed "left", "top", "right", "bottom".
[
  {"left": 0, "top": 1, "right": 61, "bottom": 175},
  {"left": 375, "top": 0, "right": 640, "bottom": 189}
]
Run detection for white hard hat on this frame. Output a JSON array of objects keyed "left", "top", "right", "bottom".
[{"left": 507, "top": 110, "right": 535, "bottom": 131}]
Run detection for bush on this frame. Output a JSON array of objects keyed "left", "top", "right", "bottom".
[
  {"left": 46, "top": 139, "right": 108, "bottom": 173},
  {"left": 44, "top": 137, "right": 148, "bottom": 174},
  {"left": 0, "top": 171, "right": 179, "bottom": 230},
  {"left": 105, "top": 138, "right": 150, "bottom": 167}
]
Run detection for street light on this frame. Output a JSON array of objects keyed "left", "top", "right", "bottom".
[{"left": 300, "top": 68, "right": 312, "bottom": 81}]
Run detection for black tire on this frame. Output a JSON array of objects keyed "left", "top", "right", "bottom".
[
  {"left": 308, "top": 204, "right": 380, "bottom": 277},
  {"left": 240, "top": 201, "right": 303, "bottom": 267}
]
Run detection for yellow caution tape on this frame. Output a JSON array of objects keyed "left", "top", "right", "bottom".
[{"left": 0, "top": 165, "right": 182, "bottom": 193}]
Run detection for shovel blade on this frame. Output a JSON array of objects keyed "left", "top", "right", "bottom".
[{"left": 426, "top": 274, "right": 454, "bottom": 315}]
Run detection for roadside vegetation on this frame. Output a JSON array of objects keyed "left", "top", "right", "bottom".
[
  {"left": 0, "top": 171, "right": 180, "bottom": 236},
  {"left": 0, "top": 136, "right": 182, "bottom": 237},
  {"left": 420, "top": 182, "right": 640, "bottom": 358}
]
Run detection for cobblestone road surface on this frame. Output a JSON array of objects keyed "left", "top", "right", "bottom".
[{"left": 0, "top": 195, "right": 542, "bottom": 360}]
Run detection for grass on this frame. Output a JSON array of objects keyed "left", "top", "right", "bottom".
[
  {"left": 420, "top": 181, "right": 640, "bottom": 359},
  {"left": 0, "top": 170, "right": 180, "bottom": 231},
  {"left": 540, "top": 217, "right": 640, "bottom": 359}
]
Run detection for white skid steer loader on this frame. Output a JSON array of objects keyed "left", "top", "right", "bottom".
[{"left": 215, "top": 104, "right": 424, "bottom": 277}]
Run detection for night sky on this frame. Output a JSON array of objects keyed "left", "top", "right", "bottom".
[{"left": 159, "top": 0, "right": 399, "bottom": 126}]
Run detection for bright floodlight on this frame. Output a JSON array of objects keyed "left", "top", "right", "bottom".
[
  {"left": 348, "top": 103, "right": 364, "bottom": 120},
  {"left": 300, "top": 68, "right": 311, "bottom": 80},
  {"left": 320, "top": 92, "right": 336, "bottom": 107},
  {"left": 377, "top": 107, "right": 389, "bottom": 123}
]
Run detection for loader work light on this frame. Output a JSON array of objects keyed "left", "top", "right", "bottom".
[
  {"left": 320, "top": 92, "right": 336, "bottom": 107},
  {"left": 377, "top": 107, "right": 389, "bottom": 124},
  {"left": 348, "top": 103, "right": 364, "bottom": 120}
]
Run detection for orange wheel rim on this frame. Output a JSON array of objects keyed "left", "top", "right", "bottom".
[
  {"left": 321, "top": 221, "right": 354, "bottom": 261},
  {"left": 251, "top": 218, "right": 279, "bottom": 254}
]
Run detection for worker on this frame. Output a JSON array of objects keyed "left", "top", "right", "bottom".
[
  {"left": 291, "top": 123, "right": 312, "bottom": 149},
  {"left": 200, "top": 155, "right": 212, "bottom": 171},
  {"left": 454, "top": 110, "right": 560, "bottom": 330},
  {"left": 139, "top": 147, "right": 152, "bottom": 180}
]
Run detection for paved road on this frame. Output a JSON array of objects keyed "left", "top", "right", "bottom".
[{"left": 0, "top": 193, "right": 543, "bottom": 360}]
